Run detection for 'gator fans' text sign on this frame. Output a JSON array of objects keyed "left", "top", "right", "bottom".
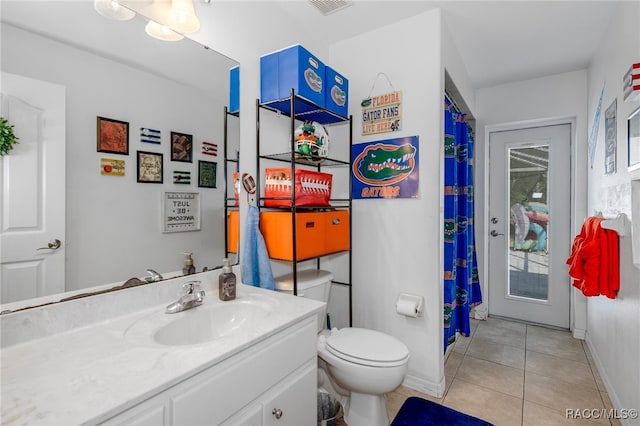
[
  {"left": 361, "top": 91, "right": 402, "bottom": 136},
  {"left": 352, "top": 136, "right": 419, "bottom": 199}
]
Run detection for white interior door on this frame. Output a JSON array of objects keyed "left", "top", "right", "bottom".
[
  {"left": 488, "top": 124, "right": 571, "bottom": 328},
  {"left": 1, "top": 72, "right": 66, "bottom": 304}
]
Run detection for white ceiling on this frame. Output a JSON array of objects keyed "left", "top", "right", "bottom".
[
  {"left": 434, "top": 1, "right": 618, "bottom": 88},
  {"left": 261, "top": 0, "right": 619, "bottom": 89},
  {"left": 1, "top": 1, "right": 620, "bottom": 92}
]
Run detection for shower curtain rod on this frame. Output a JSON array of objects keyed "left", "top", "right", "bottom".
[
  {"left": 444, "top": 91, "right": 463, "bottom": 114},
  {"left": 444, "top": 91, "right": 474, "bottom": 134}
]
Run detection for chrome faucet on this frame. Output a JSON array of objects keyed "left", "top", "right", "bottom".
[
  {"left": 144, "top": 269, "right": 164, "bottom": 283},
  {"left": 165, "top": 281, "right": 205, "bottom": 314}
]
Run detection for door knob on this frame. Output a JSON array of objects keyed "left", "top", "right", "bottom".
[
  {"left": 37, "top": 239, "right": 61, "bottom": 250},
  {"left": 490, "top": 230, "right": 504, "bottom": 237}
]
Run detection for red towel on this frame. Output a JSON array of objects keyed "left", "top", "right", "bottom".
[{"left": 566, "top": 217, "right": 620, "bottom": 299}]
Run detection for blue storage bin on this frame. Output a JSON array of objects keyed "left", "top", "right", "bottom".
[
  {"left": 260, "top": 44, "right": 325, "bottom": 107},
  {"left": 229, "top": 65, "right": 240, "bottom": 113},
  {"left": 325, "top": 66, "right": 348, "bottom": 117},
  {"left": 260, "top": 52, "right": 279, "bottom": 104}
]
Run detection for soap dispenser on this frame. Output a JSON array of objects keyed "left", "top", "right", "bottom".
[
  {"left": 182, "top": 252, "right": 196, "bottom": 275},
  {"left": 218, "top": 258, "right": 236, "bottom": 301}
]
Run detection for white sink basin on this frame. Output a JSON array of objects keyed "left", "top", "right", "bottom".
[{"left": 153, "top": 297, "right": 275, "bottom": 346}]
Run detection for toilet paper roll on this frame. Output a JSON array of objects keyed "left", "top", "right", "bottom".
[{"left": 396, "top": 298, "right": 419, "bottom": 317}]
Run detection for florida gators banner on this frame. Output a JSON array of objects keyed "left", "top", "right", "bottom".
[{"left": 351, "top": 136, "right": 419, "bottom": 199}]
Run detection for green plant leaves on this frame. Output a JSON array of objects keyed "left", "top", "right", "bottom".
[{"left": 0, "top": 117, "right": 19, "bottom": 156}]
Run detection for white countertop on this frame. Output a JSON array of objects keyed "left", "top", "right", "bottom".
[{"left": 0, "top": 281, "right": 324, "bottom": 425}]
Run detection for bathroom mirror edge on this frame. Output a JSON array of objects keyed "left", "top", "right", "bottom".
[{"left": 0, "top": 1, "right": 240, "bottom": 309}]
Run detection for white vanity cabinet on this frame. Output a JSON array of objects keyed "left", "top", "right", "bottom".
[
  {"left": 101, "top": 317, "right": 317, "bottom": 426},
  {"left": 221, "top": 362, "right": 316, "bottom": 426}
]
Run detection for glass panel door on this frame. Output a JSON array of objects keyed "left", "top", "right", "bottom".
[{"left": 489, "top": 124, "right": 570, "bottom": 328}]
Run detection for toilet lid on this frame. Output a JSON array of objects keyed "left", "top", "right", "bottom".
[{"left": 325, "top": 328, "right": 409, "bottom": 367}]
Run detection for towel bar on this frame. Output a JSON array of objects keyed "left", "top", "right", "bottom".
[{"left": 600, "top": 213, "right": 629, "bottom": 237}]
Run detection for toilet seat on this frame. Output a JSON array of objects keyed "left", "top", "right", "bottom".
[{"left": 325, "top": 328, "right": 409, "bottom": 368}]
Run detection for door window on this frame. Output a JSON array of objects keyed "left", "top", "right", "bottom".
[{"left": 508, "top": 145, "right": 549, "bottom": 301}]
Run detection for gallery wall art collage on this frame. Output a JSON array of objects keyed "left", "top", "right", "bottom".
[{"left": 96, "top": 116, "right": 217, "bottom": 188}]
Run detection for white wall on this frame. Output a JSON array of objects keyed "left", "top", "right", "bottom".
[
  {"left": 475, "top": 70, "right": 589, "bottom": 335},
  {"left": 330, "top": 9, "right": 446, "bottom": 396},
  {"left": 442, "top": 19, "right": 476, "bottom": 118},
  {"left": 2, "top": 25, "right": 227, "bottom": 291},
  {"left": 584, "top": 2, "right": 640, "bottom": 421}
]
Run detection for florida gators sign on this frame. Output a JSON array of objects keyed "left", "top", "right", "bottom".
[{"left": 351, "top": 136, "right": 419, "bottom": 199}]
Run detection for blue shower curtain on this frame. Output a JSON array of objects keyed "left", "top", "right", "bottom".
[{"left": 443, "top": 97, "right": 482, "bottom": 353}]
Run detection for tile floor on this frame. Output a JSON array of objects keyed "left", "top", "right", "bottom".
[{"left": 385, "top": 317, "right": 620, "bottom": 426}]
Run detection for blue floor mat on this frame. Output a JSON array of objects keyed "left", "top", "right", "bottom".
[{"left": 391, "top": 397, "right": 494, "bottom": 426}]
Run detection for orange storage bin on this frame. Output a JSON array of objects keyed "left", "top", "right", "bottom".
[
  {"left": 227, "top": 210, "right": 239, "bottom": 253},
  {"left": 323, "top": 210, "right": 350, "bottom": 254},
  {"left": 260, "top": 211, "right": 327, "bottom": 260},
  {"left": 260, "top": 210, "right": 350, "bottom": 261},
  {"left": 264, "top": 167, "right": 332, "bottom": 207}
]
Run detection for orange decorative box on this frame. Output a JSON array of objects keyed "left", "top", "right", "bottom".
[
  {"left": 264, "top": 167, "right": 332, "bottom": 207},
  {"left": 323, "top": 209, "right": 350, "bottom": 254},
  {"left": 227, "top": 210, "right": 239, "bottom": 253},
  {"left": 260, "top": 210, "right": 349, "bottom": 261}
]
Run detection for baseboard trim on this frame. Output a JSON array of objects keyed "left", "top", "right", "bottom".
[
  {"left": 572, "top": 327, "right": 586, "bottom": 340},
  {"left": 584, "top": 333, "right": 636, "bottom": 426},
  {"left": 402, "top": 373, "right": 446, "bottom": 399}
]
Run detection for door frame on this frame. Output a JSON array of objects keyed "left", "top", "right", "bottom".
[{"left": 479, "top": 117, "right": 587, "bottom": 338}]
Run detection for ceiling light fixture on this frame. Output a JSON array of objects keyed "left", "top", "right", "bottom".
[
  {"left": 167, "top": 0, "right": 201, "bottom": 34},
  {"left": 145, "top": 20, "right": 184, "bottom": 41},
  {"left": 94, "top": 0, "right": 136, "bottom": 21},
  {"left": 308, "top": 0, "right": 353, "bottom": 16}
]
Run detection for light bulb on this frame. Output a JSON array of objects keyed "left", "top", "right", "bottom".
[
  {"left": 145, "top": 20, "right": 184, "bottom": 41},
  {"left": 94, "top": 0, "right": 136, "bottom": 21},
  {"left": 167, "top": 0, "right": 201, "bottom": 34}
]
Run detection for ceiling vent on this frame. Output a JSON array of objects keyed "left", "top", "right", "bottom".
[{"left": 308, "top": 0, "right": 353, "bottom": 16}]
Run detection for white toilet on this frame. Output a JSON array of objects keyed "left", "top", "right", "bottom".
[{"left": 275, "top": 270, "right": 410, "bottom": 426}]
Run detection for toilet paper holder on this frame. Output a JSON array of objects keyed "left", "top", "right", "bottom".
[{"left": 396, "top": 293, "right": 424, "bottom": 317}]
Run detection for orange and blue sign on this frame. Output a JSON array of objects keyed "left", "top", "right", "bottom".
[{"left": 351, "top": 136, "right": 419, "bottom": 199}]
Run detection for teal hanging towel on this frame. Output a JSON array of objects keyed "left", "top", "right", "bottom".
[{"left": 241, "top": 205, "right": 276, "bottom": 290}]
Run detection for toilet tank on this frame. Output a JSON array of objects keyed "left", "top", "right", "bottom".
[{"left": 274, "top": 269, "right": 333, "bottom": 332}]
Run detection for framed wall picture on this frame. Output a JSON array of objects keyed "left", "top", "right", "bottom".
[
  {"left": 604, "top": 99, "right": 617, "bottom": 175},
  {"left": 162, "top": 192, "right": 201, "bottom": 233},
  {"left": 198, "top": 160, "right": 217, "bottom": 188},
  {"left": 628, "top": 106, "right": 640, "bottom": 172},
  {"left": 97, "top": 116, "right": 129, "bottom": 155},
  {"left": 171, "top": 131, "right": 193, "bottom": 162},
  {"left": 137, "top": 151, "right": 163, "bottom": 183},
  {"left": 352, "top": 136, "right": 419, "bottom": 199}
]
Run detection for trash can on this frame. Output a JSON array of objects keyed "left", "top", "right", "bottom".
[{"left": 318, "top": 391, "right": 346, "bottom": 426}]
